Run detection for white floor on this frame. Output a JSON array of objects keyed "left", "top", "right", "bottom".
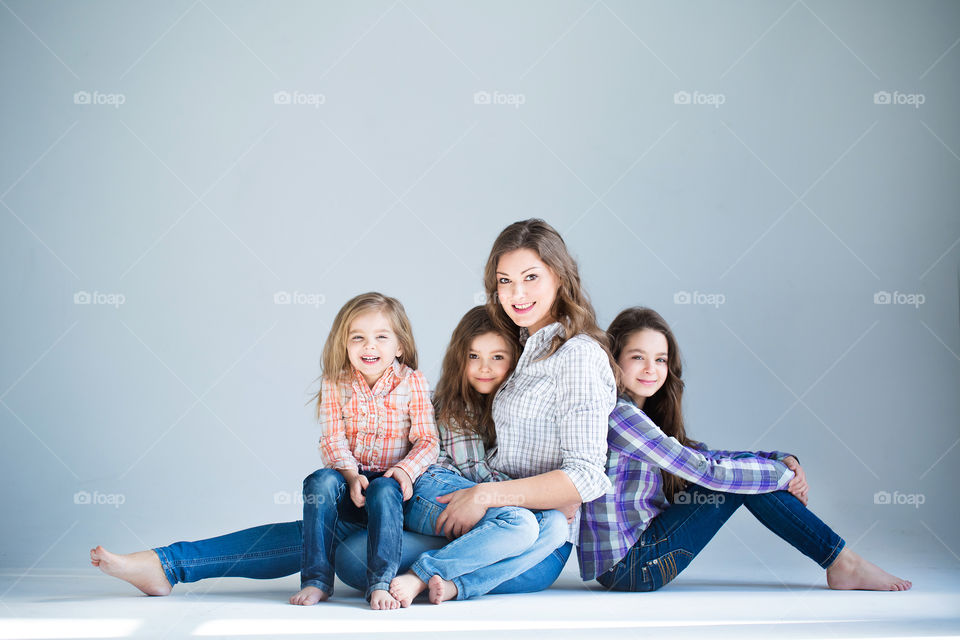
[{"left": 2, "top": 554, "right": 958, "bottom": 640}]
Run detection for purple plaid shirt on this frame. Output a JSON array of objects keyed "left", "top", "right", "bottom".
[{"left": 578, "top": 395, "right": 795, "bottom": 580}]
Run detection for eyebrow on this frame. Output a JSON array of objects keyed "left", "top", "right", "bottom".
[{"left": 496, "top": 266, "right": 541, "bottom": 276}]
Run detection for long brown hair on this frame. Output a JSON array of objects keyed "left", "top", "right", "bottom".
[
  {"left": 433, "top": 306, "right": 518, "bottom": 446},
  {"left": 312, "top": 292, "right": 418, "bottom": 418},
  {"left": 482, "top": 219, "right": 617, "bottom": 377},
  {"left": 607, "top": 306, "right": 698, "bottom": 502}
]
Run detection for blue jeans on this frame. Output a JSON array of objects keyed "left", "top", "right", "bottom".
[
  {"left": 153, "top": 522, "right": 444, "bottom": 589},
  {"left": 596, "top": 485, "right": 846, "bottom": 591},
  {"left": 394, "top": 465, "right": 569, "bottom": 599},
  {"left": 300, "top": 468, "right": 402, "bottom": 599}
]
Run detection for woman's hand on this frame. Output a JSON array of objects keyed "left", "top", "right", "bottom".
[
  {"left": 384, "top": 467, "right": 413, "bottom": 501},
  {"left": 560, "top": 501, "right": 581, "bottom": 524},
  {"left": 783, "top": 456, "right": 808, "bottom": 506},
  {"left": 434, "top": 485, "right": 490, "bottom": 539}
]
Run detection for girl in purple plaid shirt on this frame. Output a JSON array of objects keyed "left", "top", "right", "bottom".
[{"left": 580, "top": 306, "right": 911, "bottom": 592}]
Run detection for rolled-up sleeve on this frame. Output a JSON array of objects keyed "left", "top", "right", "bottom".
[{"left": 554, "top": 339, "right": 616, "bottom": 502}]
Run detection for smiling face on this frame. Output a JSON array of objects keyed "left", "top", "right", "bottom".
[
  {"left": 495, "top": 248, "right": 560, "bottom": 335},
  {"left": 465, "top": 331, "right": 513, "bottom": 395},
  {"left": 617, "top": 329, "right": 669, "bottom": 408},
  {"left": 346, "top": 310, "right": 403, "bottom": 387}
]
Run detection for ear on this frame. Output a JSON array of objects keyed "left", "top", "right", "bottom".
[{"left": 396, "top": 345, "right": 403, "bottom": 360}]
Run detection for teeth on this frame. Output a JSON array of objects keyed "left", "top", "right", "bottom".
[{"left": 514, "top": 302, "right": 533, "bottom": 310}]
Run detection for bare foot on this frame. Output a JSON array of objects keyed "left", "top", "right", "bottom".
[
  {"left": 289, "top": 586, "right": 329, "bottom": 605},
  {"left": 826, "top": 548, "right": 912, "bottom": 591},
  {"left": 427, "top": 575, "right": 458, "bottom": 604},
  {"left": 369, "top": 589, "right": 400, "bottom": 610},
  {"left": 90, "top": 546, "right": 172, "bottom": 596},
  {"left": 389, "top": 572, "right": 426, "bottom": 607}
]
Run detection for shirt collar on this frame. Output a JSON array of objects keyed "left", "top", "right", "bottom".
[
  {"left": 351, "top": 358, "right": 403, "bottom": 396},
  {"left": 518, "top": 321, "right": 564, "bottom": 361}
]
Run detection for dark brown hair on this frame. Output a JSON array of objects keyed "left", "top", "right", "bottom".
[
  {"left": 433, "top": 306, "right": 518, "bottom": 446},
  {"left": 607, "top": 306, "right": 698, "bottom": 502},
  {"left": 482, "top": 219, "right": 618, "bottom": 378}
]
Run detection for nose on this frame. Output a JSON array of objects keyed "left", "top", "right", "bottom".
[{"left": 478, "top": 357, "right": 492, "bottom": 372}]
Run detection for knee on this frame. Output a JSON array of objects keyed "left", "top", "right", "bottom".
[
  {"left": 303, "top": 468, "right": 342, "bottom": 497},
  {"left": 493, "top": 507, "right": 540, "bottom": 548},
  {"left": 366, "top": 476, "right": 402, "bottom": 503}
]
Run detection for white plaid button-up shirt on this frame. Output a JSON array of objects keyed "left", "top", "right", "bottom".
[{"left": 488, "top": 322, "right": 616, "bottom": 543}]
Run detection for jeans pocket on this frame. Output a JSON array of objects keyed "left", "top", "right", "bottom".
[{"left": 646, "top": 549, "right": 694, "bottom": 589}]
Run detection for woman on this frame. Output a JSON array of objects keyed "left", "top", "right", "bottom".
[{"left": 388, "top": 218, "right": 618, "bottom": 604}]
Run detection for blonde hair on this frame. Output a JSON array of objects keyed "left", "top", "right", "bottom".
[
  {"left": 483, "top": 219, "right": 618, "bottom": 377},
  {"left": 312, "top": 292, "right": 418, "bottom": 418}
]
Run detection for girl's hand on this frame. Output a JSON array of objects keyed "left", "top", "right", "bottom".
[
  {"left": 435, "top": 485, "right": 490, "bottom": 539},
  {"left": 347, "top": 474, "right": 369, "bottom": 508},
  {"left": 783, "top": 456, "right": 808, "bottom": 506},
  {"left": 384, "top": 467, "right": 413, "bottom": 501}
]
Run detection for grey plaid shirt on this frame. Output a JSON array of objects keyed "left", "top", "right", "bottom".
[{"left": 488, "top": 322, "right": 616, "bottom": 543}]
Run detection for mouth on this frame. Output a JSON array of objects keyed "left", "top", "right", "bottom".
[
  {"left": 637, "top": 379, "right": 658, "bottom": 386},
  {"left": 511, "top": 302, "right": 535, "bottom": 314},
  {"left": 474, "top": 377, "right": 497, "bottom": 383},
  {"left": 360, "top": 356, "right": 380, "bottom": 365}
]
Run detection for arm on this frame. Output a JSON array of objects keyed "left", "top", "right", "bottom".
[
  {"left": 317, "top": 377, "right": 360, "bottom": 472},
  {"left": 609, "top": 403, "right": 793, "bottom": 494},
  {"left": 391, "top": 370, "right": 440, "bottom": 483},
  {"left": 694, "top": 441, "right": 795, "bottom": 462},
  {"left": 438, "top": 420, "right": 512, "bottom": 484}
]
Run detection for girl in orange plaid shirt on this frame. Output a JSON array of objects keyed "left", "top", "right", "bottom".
[{"left": 290, "top": 292, "right": 439, "bottom": 610}]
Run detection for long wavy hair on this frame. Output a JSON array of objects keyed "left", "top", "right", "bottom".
[
  {"left": 482, "top": 219, "right": 618, "bottom": 377},
  {"left": 607, "top": 306, "right": 698, "bottom": 502},
  {"left": 311, "top": 292, "right": 418, "bottom": 418},
  {"left": 433, "top": 306, "right": 518, "bottom": 446}
]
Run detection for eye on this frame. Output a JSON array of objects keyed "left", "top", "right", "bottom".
[
  {"left": 525, "top": 274, "right": 538, "bottom": 281},
  {"left": 632, "top": 355, "right": 643, "bottom": 360},
  {"left": 468, "top": 353, "right": 479, "bottom": 359},
  {"left": 350, "top": 336, "right": 363, "bottom": 342},
  {"left": 493, "top": 355, "right": 504, "bottom": 360},
  {"left": 657, "top": 357, "right": 667, "bottom": 364},
  {"left": 376, "top": 335, "right": 388, "bottom": 340},
  {"left": 498, "top": 277, "right": 510, "bottom": 285}
]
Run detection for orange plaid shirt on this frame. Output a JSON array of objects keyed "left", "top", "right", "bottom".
[{"left": 317, "top": 359, "right": 438, "bottom": 482}]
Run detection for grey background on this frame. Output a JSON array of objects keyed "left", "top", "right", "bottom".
[{"left": 1, "top": 1, "right": 957, "bottom": 572}]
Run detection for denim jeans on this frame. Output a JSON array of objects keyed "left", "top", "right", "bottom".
[
  {"left": 153, "top": 522, "right": 444, "bottom": 589},
  {"left": 300, "top": 468, "right": 403, "bottom": 599},
  {"left": 390, "top": 465, "right": 570, "bottom": 599},
  {"left": 596, "top": 484, "right": 846, "bottom": 592}
]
